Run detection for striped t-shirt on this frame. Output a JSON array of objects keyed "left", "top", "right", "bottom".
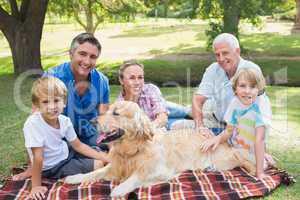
[{"left": 224, "top": 96, "right": 266, "bottom": 155}]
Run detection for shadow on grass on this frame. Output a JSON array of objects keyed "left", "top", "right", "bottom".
[
  {"left": 110, "top": 24, "right": 206, "bottom": 38},
  {"left": 148, "top": 43, "right": 207, "bottom": 56},
  {"left": 241, "top": 33, "right": 300, "bottom": 56}
]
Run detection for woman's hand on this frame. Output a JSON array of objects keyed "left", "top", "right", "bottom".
[{"left": 28, "top": 186, "right": 48, "bottom": 200}]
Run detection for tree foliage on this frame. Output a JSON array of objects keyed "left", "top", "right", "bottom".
[
  {"left": 50, "top": 0, "right": 146, "bottom": 34},
  {"left": 145, "top": 0, "right": 200, "bottom": 18},
  {"left": 199, "top": 0, "right": 292, "bottom": 49}
]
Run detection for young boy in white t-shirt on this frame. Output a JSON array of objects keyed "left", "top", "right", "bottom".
[
  {"left": 200, "top": 68, "right": 273, "bottom": 179},
  {"left": 23, "top": 77, "right": 109, "bottom": 200}
]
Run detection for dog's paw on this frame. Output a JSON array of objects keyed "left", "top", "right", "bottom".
[
  {"left": 64, "top": 174, "right": 85, "bottom": 184},
  {"left": 110, "top": 186, "right": 128, "bottom": 197}
]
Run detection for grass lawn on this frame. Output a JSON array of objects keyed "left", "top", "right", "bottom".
[
  {"left": 0, "top": 19, "right": 299, "bottom": 199},
  {"left": 0, "top": 75, "right": 299, "bottom": 199}
]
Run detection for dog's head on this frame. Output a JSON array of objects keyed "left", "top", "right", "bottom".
[{"left": 95, "top": 101, "right": 154, "bottom": 145}]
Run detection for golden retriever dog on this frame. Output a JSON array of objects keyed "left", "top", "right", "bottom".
[{"left": 65, "top": 101, "right": 256, "bottom": 197}]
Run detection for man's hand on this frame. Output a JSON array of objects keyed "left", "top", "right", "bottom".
[
  {"left": 200, "top": 135, "right": 221, "bottom": 152},
  {"left": 196, "top": 126, "right": 214, "bottom": 138},
  {"left": 28, "top": 186, "right": 47, "bottom": 200}
]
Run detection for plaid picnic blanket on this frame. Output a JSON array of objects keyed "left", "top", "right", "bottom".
[{"left": 0, "top": 166, "right": 293, "bottom": 200}]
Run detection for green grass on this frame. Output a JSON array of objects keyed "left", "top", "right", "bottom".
[
  {"left": 0, "top": 19, "right": 300, "bottom": 198},
  {"left": 242, "top": 33, "right": 300, "bottom": 56},
  {"left": 0, "top": 76, "right": 299, "bottom": 199}
]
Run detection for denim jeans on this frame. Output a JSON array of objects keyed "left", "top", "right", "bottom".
[
  {"left": 166, "top": 101, "right": 190, "bottom": 129},
  {"left": 210, "top": 127, "right": 224, "bottom": 135}
]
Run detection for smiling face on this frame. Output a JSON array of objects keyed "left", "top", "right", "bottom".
[
  {"left": 36, "top": 94, "right": 65, "bottom": 125},
  {"left": 235, "top": 75, "right": 259, "bottom": 106},
  {"left": 119, "top": 65, "right": 144, "bottom": 101},
  {"left": 214, "top": 42, "right": 240, "bottom": 77},
  {"left": 31, "top": 77, "right": 67, "bottom": 127},
  {"left": 70, "top": 42, "right": 100, "bottom": 80}
]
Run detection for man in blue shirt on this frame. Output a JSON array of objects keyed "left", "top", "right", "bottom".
[
  {"left": 13, "top": 33, "right": 110, "bottom": 181},
  {"left": 44, "top": 33, "right": 110, "bottom": 146}
]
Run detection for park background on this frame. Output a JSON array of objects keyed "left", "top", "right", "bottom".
[{"left": 0, "top": 1, "right": 299, "bottom": 199}]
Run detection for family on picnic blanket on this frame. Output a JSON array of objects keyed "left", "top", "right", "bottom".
[{"left": 11, "top": 32, "right": 276, "bottom": 200}]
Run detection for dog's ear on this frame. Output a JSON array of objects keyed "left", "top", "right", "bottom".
[{"left": 133, "top": 111, "right": 154, "bottom": 140}]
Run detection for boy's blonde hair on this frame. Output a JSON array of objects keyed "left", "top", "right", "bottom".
[
  {"left": 31, "top": 76, "right": 67, "bottom": 106},
  {"left": 232, "top": 68, "right": 266, "bottom": 94}
]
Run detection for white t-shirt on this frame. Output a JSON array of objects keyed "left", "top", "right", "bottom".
[{"left": 24, "top": 112, "right": 77, "bottom": 170}]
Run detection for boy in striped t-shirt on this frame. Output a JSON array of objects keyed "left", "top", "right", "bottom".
[{"left": 200, "top": 67, "right": 272, "bottom": 179}]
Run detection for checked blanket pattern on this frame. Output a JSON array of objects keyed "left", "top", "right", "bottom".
[{"left": 0, "top": 167, "right": 293, "bottom": 200}]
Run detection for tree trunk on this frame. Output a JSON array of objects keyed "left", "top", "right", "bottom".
[
  {"left": 292, "top": 0, "right": 300, "bottom": 33},
  {"left": 222, "top": 0, "right": 240, "bottom": 38},
  {"left": 85, "top": 0, "right": 95, "bottom": 34},
  {"left": 191, "top": 0, "right": 200, "bottom": 18},
  {"left": 163, "top": 0, "right": 168, "bottom": 18},
  {"left": 4, "top": 24, "right": 43, "bottom": 75},
  {"left": 0, "top": 1, "right": 48, "bottom": 75}
]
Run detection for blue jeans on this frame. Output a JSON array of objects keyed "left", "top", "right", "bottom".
[
  {"left": 166, "top": 101, "right": 190, "bottom": 129},
  {"left": 210, "top": 127, "right": 224, "bottom": 135},
  {"left": 166, "top": 101, "right": 225, "bottom": 134}
]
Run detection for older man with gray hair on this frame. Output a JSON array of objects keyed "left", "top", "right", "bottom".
[{"left": 189, "top": 33, "right": 271, "bottom": 136}]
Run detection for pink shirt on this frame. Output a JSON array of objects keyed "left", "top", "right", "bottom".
[{"left": 117, "top": 83, "right": 168, "bottom": 120}]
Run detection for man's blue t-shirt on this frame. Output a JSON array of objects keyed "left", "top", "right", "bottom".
[{"left": 44, "top": 62, "right": 110, "bottom": 145}]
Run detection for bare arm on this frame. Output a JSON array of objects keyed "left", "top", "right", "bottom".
[
  {"left": 255, "top": 126, "right": 266, "bottom": 179},
  {"left": 192, "top": 94, "right": 214, "bottom": 137},
  {"left": 153, "top": 112, "right": 168, "bottom": 128},
  {"left": 30, "top": 147, "right": 48, "bottom": 200},
  {"left": 70, "top": 138, "right": 109, "bottom": 163},
  {"left": 192, "top": 94, "right": 207, "bottom": 128}
]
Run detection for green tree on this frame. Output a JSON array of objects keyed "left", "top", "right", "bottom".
[
  {"left": 199, "top": 0, "right": 289, "bottom": 48},
  {"left": 0, "top": 0, "right": 146, "bottom": 74},
  {"left": 190, "top": 0, "right": 200, "bottom": 18},
  {"left": 0, "top": 0, "right": 48, "bottom": 74},
  {"left": 145, "top": 0, "right": 199, "bottom": 19},
  {"left": 51, "top": 0, "right": 146, "bottom": 34}
]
